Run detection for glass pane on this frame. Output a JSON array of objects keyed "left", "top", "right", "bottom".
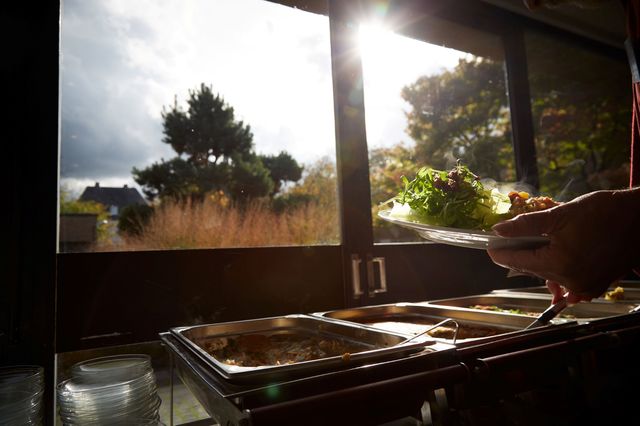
[
  {"left": 526, "top": 31, "right": 631, "bottom": 201},
  {"left": 362, "top": 20, "right": 514, "bottom": 243},
  {"left": 59, "top": 0, "right": 338, "bottom": 252}
]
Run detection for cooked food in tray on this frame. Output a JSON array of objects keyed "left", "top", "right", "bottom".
[
  {"left": 171, "top": 315, "right": 441, "bottom": 383},
  {"left": 427, "top": 324, "right": 499, "bottom": 340},
  {"left": 468, "top": 304, "right": 576, "bottom": 319},
  {"left": 346, "top": 315, "right": 505, "bottom": 340},
  {"left": 202, "top": 332, "right": 373, "bottom": 367},
  {"left": 605, "top": 286, "right": 625, "bottom": 301}
]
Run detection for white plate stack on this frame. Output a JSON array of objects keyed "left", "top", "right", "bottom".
[
  {"left": 0, "top": 366, "right": 44, "bottom": 425},
  {"left": 57, "top": 354, "right": 162, "bottom": 425}
]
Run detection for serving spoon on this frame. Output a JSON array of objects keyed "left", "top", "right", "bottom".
[
  {"left": 396, "top": 318, "right": 461, "bottom": 346},
  {"left": 524, "top": 294, "right": 569, "bottom": 329}
]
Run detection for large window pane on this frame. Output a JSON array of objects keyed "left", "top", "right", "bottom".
[
  {"left": 526, "top": 31, "right": 631, "bottom": 200},
  {"left": 361, "top": 20, "right": 514, "bottom": 243},
  {"left": 59, "top": 0, "right": 338, "bottom": 252}
]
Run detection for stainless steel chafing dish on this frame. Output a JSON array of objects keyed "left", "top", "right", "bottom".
[
  {"left": 313, "top": 303, "right": 541, "bottom": 346},
  {"left": 170, "top": 314, "right": 450, "bottom": 383},
  {"left": 425, "top": 294, "right": 636, "bottom": 320},
  {"left": 492, "top": 284, "right": 640, "bottom": 303}
]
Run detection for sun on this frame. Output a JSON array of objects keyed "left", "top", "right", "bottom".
[{"left": 357, "top": 22, "right": 400, "bottom": 65}]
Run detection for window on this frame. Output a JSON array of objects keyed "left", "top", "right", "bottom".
[
  {"left": 526, "top": 31, "right": 631, "bottom": 200},
  {"left": 359, "top": 18, "right": 515, "bottom": 243},
  {"left": 53, "top": 0, "right": 632, "bottom": 359},
  {"left": 59, "top": 0, "right": 339, "bottom": 252}
]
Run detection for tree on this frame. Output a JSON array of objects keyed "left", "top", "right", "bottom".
[
  {"left": 162, "top": 84, "right": 253, "bottom": 167},
  {"left": 369, "top": 143, "right": 420, "bottom": 207},
  {"left": 402, "top": 57, "right": 515, "bottom": 183},
  {"left": 118, "top": 204, "right": 154, "bottom": 236},
  {"left": 133, "top": 157, "right": 202, "bottom": 201},
  {"left": 228, "top": 154, "right": 274, "bottom": 202},
  {"left": 133, "top": 83, "right": 302, "bottom": 202},
  {"left": 260, "top": 151, "right": 303, "bottom": 195},
  {"left": 273, "top": 157, "right": 336, "bottom": 212},
  {"left": 399, "top": 51, "right": 630, "bottom": 200},
  {"left": 525, "top": 32, "right": 631, "bottom": 199}
]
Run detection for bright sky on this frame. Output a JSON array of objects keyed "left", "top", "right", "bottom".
[{"left": 60, "top": 0, "right": 465, "bottom": 196}]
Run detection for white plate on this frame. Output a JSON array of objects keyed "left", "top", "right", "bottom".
[{"left": 378, "top": 210, "right": 549, "bottom": 250}]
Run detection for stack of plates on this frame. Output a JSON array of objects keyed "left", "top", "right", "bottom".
[
  {"left": 0, "top": 365, "right": 44, "bottom": 426},
  {"left": 57, "top": 354, "right": 162, "bottom": 425}
]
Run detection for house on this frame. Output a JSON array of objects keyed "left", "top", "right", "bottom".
[{"left": 79, "top": 182, "right": 147, "bottom": 219}]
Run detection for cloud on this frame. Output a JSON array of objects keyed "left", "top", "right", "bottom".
[
  {"left": 61, "top": 0, "right": 339, "bottom": 192},
  {"left": 60, "top": 0, "right": 465, "bottom": 195},
  {"left": 60, "top": 0, "right": 174, "bottom": 185}
]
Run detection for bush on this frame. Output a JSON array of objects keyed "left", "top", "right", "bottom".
[{"left": 118, "top": 204, "right": 154, "bottom": 236}]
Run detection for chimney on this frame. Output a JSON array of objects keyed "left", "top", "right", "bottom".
[
  {"left": 124, "top": 184, "right": 128, "bottom": 189},
  {"left": 95, "top": 182, "right": 100, "bottom": 187}
]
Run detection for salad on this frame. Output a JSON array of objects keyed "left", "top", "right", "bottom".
[{"left": 386, "top": 162, "right": 558, "bottom": 231}]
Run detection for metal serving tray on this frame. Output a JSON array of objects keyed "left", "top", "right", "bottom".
[
  {"left": 170, "top": 314, "right": 439, "bottom": 383},
  {"left": 426, "top": 294, "right": 636, "bottom": 320},
  {"left": 492, "top": 285, "right": 640, "bottom": 302},
  {"left": 313, "top": 303, "right": 536, "bottom": 346}
]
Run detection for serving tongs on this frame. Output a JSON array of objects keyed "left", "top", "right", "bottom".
[
  {"left": 396, "top": 318, "right": 460, "bottom": 345},
  {"left": 525, "top": 294, "right": 569, "bottom": 329}
]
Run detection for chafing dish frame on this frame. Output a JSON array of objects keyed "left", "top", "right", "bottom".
[
  {"left": 424, "top": 294, "right": 636, "bottom": 320},
  {"left": 170, "top": 314, "right": 445, "bottom": 384},
  {"left": 313, "top": 302, "right": 550, "bottom": 347}
]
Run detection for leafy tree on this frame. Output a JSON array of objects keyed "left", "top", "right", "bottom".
[
  {"left": 133, "top": 83, "right": 302, "bottom": 202},
  {"left": 228, "top": 154, "right": 274, "bottom": 202},
  {"left": 162, "top": 84, "right": 253, "bottom": 166},
  {"left": 274, "top": 157, "right": 337, "bottom": 212},
  {"left": 118, "top": 204, "right": 154, "bottom": 236},
  {"left": 260, "top": 151, "right": 303, "bottom": 195},
  {"left": 398, "top": 51, "right": 630, "bottom": 201},
  {"left": 526, "top": 33, "right": 631, "bottom": 199},
  {"left": 402, "top": 57, "right": 515, "bottom": 182},
  {"left": 133, "top": 158, "right": 202, "bottom": 201},
  {"left": 369, "top": 143, "right": 420, "bottom": 207}
]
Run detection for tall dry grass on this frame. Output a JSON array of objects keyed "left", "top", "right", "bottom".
[{"left": 114, "top": 199, "right": 339, "bottom": 250}]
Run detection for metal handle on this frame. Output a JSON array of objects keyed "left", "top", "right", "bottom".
[
  {"left": 369, "top": 256, "right": 387, "bottom": 296},
  {"left": 397, "top": 318, "right": 460, "bottom": 346},
  {"left": 524, "top": 294, "right": 568, "bottom": 329},
  {"left": 351, "top": 254, "right": 363, "bottom": 299}
]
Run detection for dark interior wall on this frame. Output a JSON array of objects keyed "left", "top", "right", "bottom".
[{"left": 1, "top": 2, "right": 60, "bottom": 423}]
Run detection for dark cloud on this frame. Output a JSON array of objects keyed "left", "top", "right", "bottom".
[{"left": 60, "top": 0, "right": 173, "bottom": 181}]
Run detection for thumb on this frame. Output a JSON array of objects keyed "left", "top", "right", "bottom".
[{"left": 492, "top": 208, "right": 559, "bottom": 238}]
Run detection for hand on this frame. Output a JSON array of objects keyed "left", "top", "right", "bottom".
[{"left": 487, "top": 188, "right": 640, "bottom": 301}]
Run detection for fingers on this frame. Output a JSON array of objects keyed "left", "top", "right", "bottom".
[
  {"left": 546, "top": 280, "right": 564, "bottom": 304},
  {"left": 566, "top": 292, "right": 589, "bottom": 304},
  {"left": 487, "top": 246, "right": 552, "bottom": 278},
  {"left": 545, "top": 280, "right": 592, "bottom": 304},
  {"left": 492, "top": 208, "right": 559, "bottom": 238}
]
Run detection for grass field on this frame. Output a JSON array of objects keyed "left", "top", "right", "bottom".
[{"left": 101, "top": 199, "right": 340, "bottom": 251}]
